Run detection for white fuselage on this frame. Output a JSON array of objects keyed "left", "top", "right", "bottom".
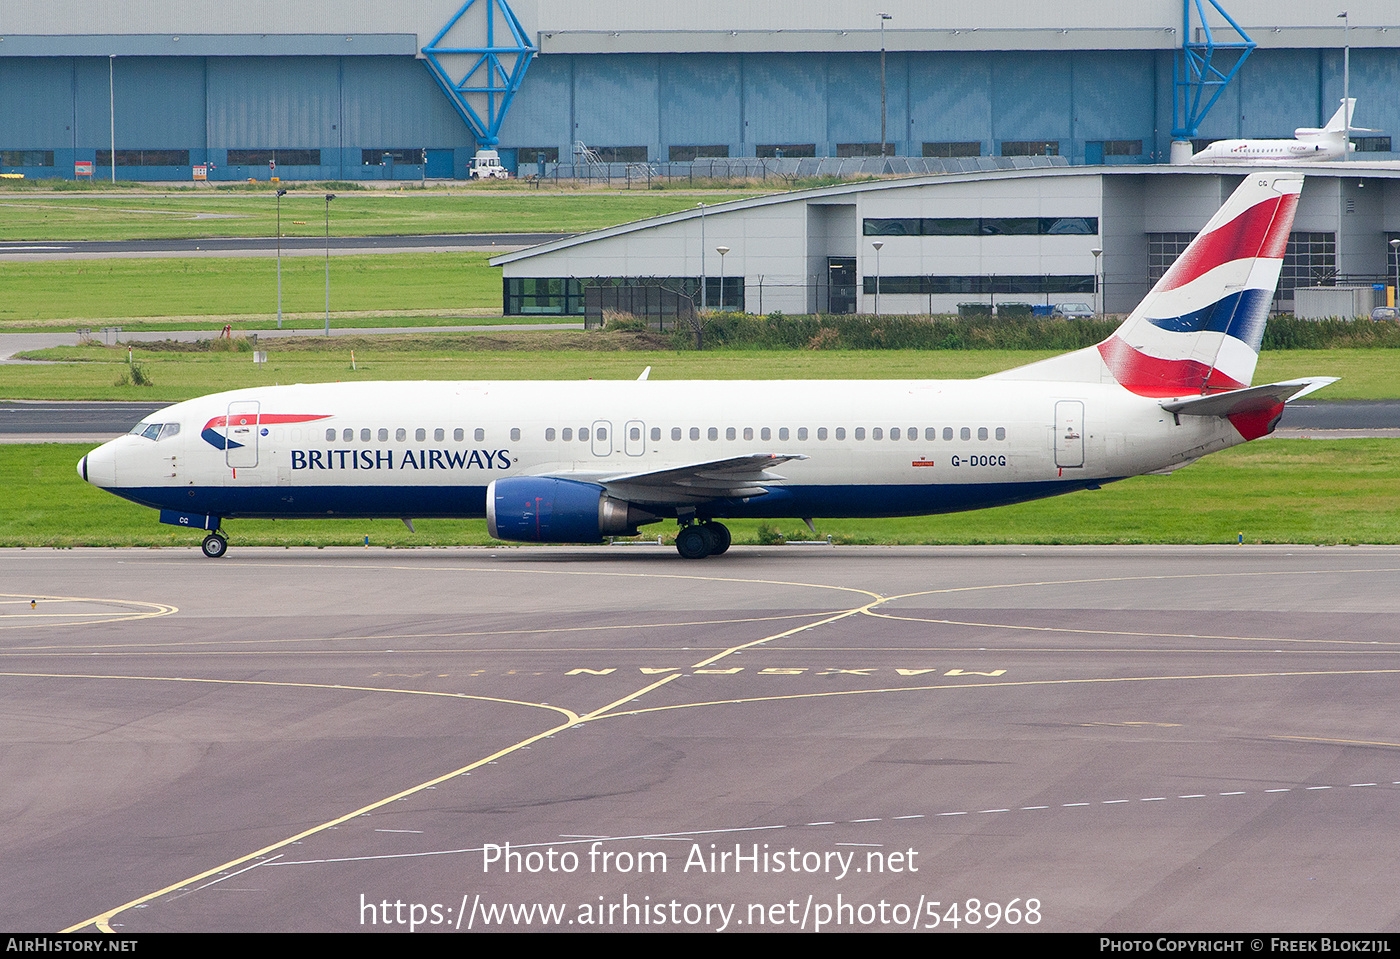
[
  {"left": 1191, "top": 136, "right": 1346, "bottom": 164},
  {"left": 81, "top": 378, "right": 1248, "bottom": 525}
]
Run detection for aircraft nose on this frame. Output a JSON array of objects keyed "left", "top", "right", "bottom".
[{"left": 79, "top": 442, "right": 117, "bottom": 488}]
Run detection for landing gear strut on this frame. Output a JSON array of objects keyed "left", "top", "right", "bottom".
[
  {"left": 201, "top": 531, "right": 228, "bottom": 559},
  {"left": 675, "top": 521, "right": 730, "bottom": 559}
]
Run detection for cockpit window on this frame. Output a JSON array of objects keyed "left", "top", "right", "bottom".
[{"left": 130, "top": 421, "right": 180, "bottom": 441}]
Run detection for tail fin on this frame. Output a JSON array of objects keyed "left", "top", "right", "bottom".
[
  {"left": 989, "top": 173, "right": 1302, "bottom": 396},
  {"left": 1297, "top": 99, "right": 1354, "bottom": 137}
]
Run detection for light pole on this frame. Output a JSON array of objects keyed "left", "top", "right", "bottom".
[
  {"left": 1339, "top": 11, "right": 1350, "bottom": 163},
  {"left": 871, "top": 240, "right": 884, "bottom": 317},
  {"left": 716, "top": 246, "right": 730, "bottom": 311},
  {"left": 275, "top": 188, "right": 288, "bottom": 329},
  {"left": 108, "top": 55, "right": 116, "bottom": 184},
  {"left": 697, "top": 202, "right": 707, "bottom": 310},
  {"left": 1389, "top": 238, "right": 1399, "bottom": 307},
  {"left": 879, "top": 13, "right": 892, "bottom": 157},
  {"left": 323, "top": 193, "right": 336, "bottom": 335},
  {"left": 1091, "top": 247, "right": 1103, "bottom": 316}
]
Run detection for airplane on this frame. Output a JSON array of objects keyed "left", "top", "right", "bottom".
[
  {"left": 1191, "top": 99, "right": 1377, "bottom": 164},
  {"left": 79, "top": 172, "right": 1334, "bottom": 560}
]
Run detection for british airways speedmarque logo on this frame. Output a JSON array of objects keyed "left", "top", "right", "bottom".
[{"left": 201, "top": 413, "right": 331, "bottom": 450}]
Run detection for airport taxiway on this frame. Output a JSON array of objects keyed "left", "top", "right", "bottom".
[{"left": 2, "top": 545, "right": 1399, "bottom": 933}]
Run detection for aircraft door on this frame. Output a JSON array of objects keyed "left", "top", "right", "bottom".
[
  {"left": 624, "top": 419, "right": 646, "bottom": 456},
  {"left": 226, "top": 401, "right": 260, "bottom": 469},
  {"left": 591, "top": 420, "right": 613, "bottom": 457},
  {"left": 1055, "top": 400, "right": 1084, "bottom": 468}
]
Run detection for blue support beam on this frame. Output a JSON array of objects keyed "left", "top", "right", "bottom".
[
  {"left": 422, "top": 0, "right": 536, "bottom": 147},
  {"left": 1172, "top": 0, "right": 1255, "bottom": 139}
]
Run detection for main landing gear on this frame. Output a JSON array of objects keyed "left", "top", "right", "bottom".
[
  {"left": 675, "top": 521, "right": 730, "bottom": 560},
  {"left": 201, "top": 531, "right": 228, "bottom": 559}
]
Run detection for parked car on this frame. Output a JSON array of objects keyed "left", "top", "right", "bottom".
[
  {"left": 1052, "top": 302, "right": 1094, "bottom": 319},
  {"left": 1369, "top": 306, "right": 1400, "bottom": 321}
]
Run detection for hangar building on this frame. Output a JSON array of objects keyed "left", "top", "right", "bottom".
[{"left": 1, "top": 1, "right": 1398, "bottom": 180}]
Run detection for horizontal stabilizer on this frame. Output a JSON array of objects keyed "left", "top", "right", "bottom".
[{"left": 1160, "top": 377, "right": 1338, "bottom": 417}]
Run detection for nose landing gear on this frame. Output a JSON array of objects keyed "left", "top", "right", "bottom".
[
  {"left": 201, "top": 531, "right": 228, "bottom": 559},
  {"left": 675, "top": 521, "right": 730, "bottom": 559}
]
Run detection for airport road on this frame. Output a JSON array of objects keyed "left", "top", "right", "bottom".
[
  {"left": 0, "top": 233, "right": 570, "bottom": 261},
  {"left": 2, "top": 545, "right": 1399, "bottom": 933},
  {"left": 4, "top": 398, "right": 1397, "bottom": 445}
]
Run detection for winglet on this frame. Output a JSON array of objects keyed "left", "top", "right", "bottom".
[{"left": 637, "top": 366, "right": 651, "bottom": 381}]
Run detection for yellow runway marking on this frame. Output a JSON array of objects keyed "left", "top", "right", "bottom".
[
  {"left": 0, "top": 671, "right": 579, "bottom": 722},
  {"left": 47, "top": 558, "right": 1400, "bottom": 932},
  {"left": 0, "top": 593, "right": 176, "bottom": 630},
  {"left": 599, "top": 668, "right": 1400, "bottom": 719},
  {"left": 1274, "top": 735, "right": 1400, "bottom": 749}
]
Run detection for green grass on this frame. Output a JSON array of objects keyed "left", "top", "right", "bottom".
[
  {"left": 7, "top": 440, "right": 1397, "bottom": 548},
  {"left": 5, "top": 342, "right": 1393, "bottom": 402},
  {"left": 0, "top": 191, "right": 750, "bottom": 241},
  {"left": 0, "top": 253, "right": 501, "bottom": 323}
]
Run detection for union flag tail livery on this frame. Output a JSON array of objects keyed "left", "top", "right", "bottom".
[
  {"left": 1101, "top": 173, "right": 1299, "bottom": 397},
  {"left": 79, "top": 172, "right": 1335, "bottom": 559}
]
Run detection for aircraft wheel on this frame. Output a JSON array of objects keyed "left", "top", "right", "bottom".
[
  {"left": 704, "top": 522, "right": 731, "bottom": 555},
  {"left": 675, "top": 525, "right": 712, "bottom": 560},
  {"left": 201, "top": 532, "right": 228, "bottom": 559}
]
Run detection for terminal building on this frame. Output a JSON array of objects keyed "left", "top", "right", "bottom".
[
  {"left": 492, "top": 166, "right": 1400, "bottom": 317},
  {"left": 1, "top": 1, "right": 1398, "bottom": 179}
]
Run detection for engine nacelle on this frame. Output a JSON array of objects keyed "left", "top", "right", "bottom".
[{"left": 486, "top": 477, "right": 658, "bottom": 543}]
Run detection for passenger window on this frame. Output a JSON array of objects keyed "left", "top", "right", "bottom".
[
  {"left": 743, "top": 427, "right": 753, "bottom": 440},
  {"left": 360, "top": 428, "right": 371, "bottom": 442},
  {"left": 855, "top": 428, "right": 866, "bottom": 440},
  {"left": 761, "top": 427, "right": 771, "bottom": 441},
  {"left": 672, "top": 427, "right": 682, "bottom": 441},
  {"left": 580, "top": 428, "right": 589, "bottom": 441},
  {"left": 872, "top": 428, "right": 883, "bottom": 440},
  {"left": 908, "top": 427, "right": 918, "bottom": 441},
  {"left": 690, "top": 427, "right": 700, "bottom": 441},
  {"left": 779, "top": 427, "right": 789, "bottom": 441},
  {"left": 326, "top": 428, "right": 336, "bottom": 441},
  {"left": 817, "top": 427, "right": 827, "bottom": 440},
  {"left": 454, "top": 428, "right": 464, "bottom": 442},
  {"left": 546, "top": 428, "right": 556, "bottom": 441},
  {"left": 650, "top": 427, "right": 660, "bottom": 441},
  {"left": 378, "top": 428, "right": 389, "bottom": 442},
  {"left": 726, "top": 427, "right": 736, "bottom": 440},
  {"left": 631, "top": 427, "right": 641, "bottom": 441},
  {"left": 412, "top": 428, "right": 423, "bottom": 441},
  {"left": 596, "top": 427, "right": 606, "bottom": 440},
  {"left": 978, "top": 427, "right": 988, "bottom": 440},
  {"left": 562, "top": 428, "right": 573, "bottom": 441},
  {"left": 835, "top": 427, "right": 846, "bottom": 440},
  {"left": 890, "top": 427, "right": 900, "bottom": 440},
  {"left": 925, "top": 427, "right": 935, "bottom": 440},
  {"left": 474, "top": 428, "right": 485, "bottom": 442},
  {"left": 399, "top": 428, "right": 409, "bottom": 442},
  {"left": 708, "top": 427, "right": 718, "bottom": 441},
  {"left": 797, "top": 427, "right": 808, "bottom": 440},
  {"left": 434, "top": 428, "right": 444, "bottom": 442},
  {"left": 943, "top": 427, "right": 954, "bottom": 441},
  {"left": 511, "top": 428, "right": 521, "bottom": 441},
  {"left": 960, "top": 427, "right": 971, "bottom": 440},
  {"left": 996, "top": 427, "right": 1006, "bottom": 440},
  {"left": 343, "top": 428, "right": 353, "bottom": 442}
]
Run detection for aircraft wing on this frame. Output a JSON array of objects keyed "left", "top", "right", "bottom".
[
  {"left": 561, "top": 453, "right": 809, "bottom": 505},
  {"left": 1159, "top": 377, "right": 1338, "bottom": 417}
]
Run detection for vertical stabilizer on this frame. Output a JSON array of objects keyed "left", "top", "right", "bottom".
[{"left": 989, "top": 173, "right": 1303, "bottom": 395}]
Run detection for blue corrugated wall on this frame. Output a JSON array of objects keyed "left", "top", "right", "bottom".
[{"left": 1, "top": 47, "right": 1396, "bottom": 179}]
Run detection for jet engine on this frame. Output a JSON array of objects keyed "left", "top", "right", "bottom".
[{"left": 486, "top": 477, "right": 659, "bottom": 543}]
